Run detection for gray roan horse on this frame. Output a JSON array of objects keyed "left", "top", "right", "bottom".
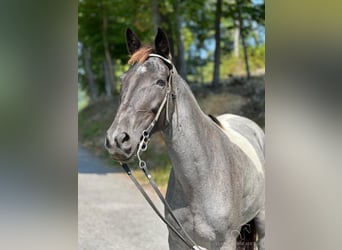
[{"left": 105, "top": 28, "right": 265, "bottom": 250}]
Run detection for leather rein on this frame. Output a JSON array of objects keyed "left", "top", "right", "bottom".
[{"left": 120, "top": 54, "right": 202, "bottom": 250}]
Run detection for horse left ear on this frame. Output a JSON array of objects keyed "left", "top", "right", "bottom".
[
  {"left": 154, "top": 27, "right": 171, "bottom": 59},
  {"left": 126, "top": 28, "right": 142, "bottom": 55}
]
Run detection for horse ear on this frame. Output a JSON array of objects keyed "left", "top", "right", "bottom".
[
  {"left": 126, "top": 28, "right": 141, "bottom": 55},
  {"left": 154, "top": 27, "right": 171, "bottom": 59}
]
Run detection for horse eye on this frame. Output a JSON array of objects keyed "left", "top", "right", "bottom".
[{"left": 156, "top": 79, "right": 166, "bottom": 87}]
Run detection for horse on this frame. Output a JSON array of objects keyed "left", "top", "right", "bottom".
[{"left": 105, "top": 28, "right": 265, "bottom": 250}]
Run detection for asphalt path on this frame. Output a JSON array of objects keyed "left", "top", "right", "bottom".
[{"left": 78, "top": 146, "right": 168, "bottom": 250}]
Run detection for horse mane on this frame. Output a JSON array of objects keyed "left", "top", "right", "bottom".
[{"left": 128, "top": 46, "right": 154, "bottom": 65}]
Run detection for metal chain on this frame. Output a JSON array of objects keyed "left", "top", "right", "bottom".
[{"left": 137, "top": 130, "right": 149, "bottom": 170}]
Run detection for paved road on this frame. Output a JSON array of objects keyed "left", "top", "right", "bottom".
[{"left": 78, "top": 146, "right": 168, "bottom": 250}]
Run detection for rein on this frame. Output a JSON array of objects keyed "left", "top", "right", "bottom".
[{"left": 120, "top": 54, "right": 203, "bottom": 250}]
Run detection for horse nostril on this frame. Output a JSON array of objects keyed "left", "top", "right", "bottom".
[
  {"left": 113, "top": 132, "right": 131, "bottom": 151},
  {"left": 105, "top": 136, "right": 112, "bottom": 149},
  {"left": 121, "top": 132, "right": 130, "bottom": 143}
]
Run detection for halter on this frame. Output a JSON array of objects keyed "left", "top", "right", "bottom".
[{"left": 120, "top": 54, "right": 204, "bottom": 250}]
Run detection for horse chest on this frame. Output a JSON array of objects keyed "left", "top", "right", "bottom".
[{"left": 167, "top": 170, "right": 238, "bottom": 232}]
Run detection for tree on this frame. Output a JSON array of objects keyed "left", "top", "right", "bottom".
[
  {"left": 81, "top": 46, "right": 98, "bottom": 103},
  {"left": 173, "top": 0, "right": 187, "bottom": 79},
  {"left": 236, "top": 0, "right": 251, "bottom": 79},
  {"left": 78, "top": 0, "right": 265, "bottom": 99},
  {"left": 79, "top": 0, "right": 153, "bottom": 97},
  {"left": 222, "top": 0, "right": 265, "bottom": 78},
  {"left": 212, "top": 0, "right": 222, "bottom": 86},
  {"left": 101, "top": 3, "right": 115, "bottom": 97},
  {"left": 233, "top": 19, "right": 240, "bottom": 58}
]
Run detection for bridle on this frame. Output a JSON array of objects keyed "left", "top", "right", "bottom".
[
  {"left": 139, "top": 53, "right": 175, "bottom": 136},
  {"left": 120, "top": 54, "right": 203, "bottom": 250}
]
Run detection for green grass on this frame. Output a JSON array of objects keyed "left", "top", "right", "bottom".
[
  {"left": 78, "top": 86, "right": 89, "bottom": 111},
  {"left": 78, "top": 110, "right": 104, "bottom": 141},
  {"left": 129, "top": 135, "right": 172, "bottom": 188},
  {"left": 133, "top": 162, "right": 171, "bottom": 191},
  {"left": 80, "top": 117, "right": 104, "bottom": 140},
  {"left": 187, "top": 45, "right": 265, "bottom": 84}
]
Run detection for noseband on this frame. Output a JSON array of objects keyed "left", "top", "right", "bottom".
[{"left": 120, "top": 54, "right": 203, "bottom": 250}]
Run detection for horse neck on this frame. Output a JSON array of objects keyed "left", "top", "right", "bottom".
[
  {"left": 164, "top": 75, "right": 207, "bottom": 138},
  {"left": 162, "top": 75, "right": 216, "bottom": 187}
]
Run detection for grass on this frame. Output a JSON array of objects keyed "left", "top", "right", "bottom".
[
  {"left": 78, "top": 86, "right": 90, "bottom": 111},
  {"left": 121, "top": 133, "right": 172, "bottom": 189},
  {"left": 186, "top": 45, "right": 265, "bottom": 84},
  {"left": 133, "top": 163, "right": 171, "bottom": 192}
]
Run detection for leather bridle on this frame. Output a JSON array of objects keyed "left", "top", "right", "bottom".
[{"left": 120, "top": 54, "right": 203, "bottom": 250}]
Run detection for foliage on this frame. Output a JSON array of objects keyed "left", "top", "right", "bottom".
[
  {"left": 78, "top": 0, "right": 265, "bottom": 100},
  {"left": 220, "top": 45, "right": 265, "bottom": 76},
  {"left": 78, "top": 0, "right": 265, "bottom": 188},
  {"left": 78, "top": 0, "right": 155, "bottom": 97},
  {"left": 78, "top": 84, "right": 89, "bottom": 111}
]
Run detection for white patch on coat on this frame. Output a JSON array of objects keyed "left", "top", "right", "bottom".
[
  {"left": 217, "top": 115, "right": 264, "bottom": 175},
  {"left": 137, "top": 66, "right": 147, "bottom": 74}
]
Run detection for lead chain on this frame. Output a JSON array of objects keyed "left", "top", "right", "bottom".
[{"left": 137, "top": 130, "right": 150, "bottom": 169}]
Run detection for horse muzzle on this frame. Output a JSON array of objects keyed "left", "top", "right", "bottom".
[{"left": 105, "top": 130, "right": 137, "bottom": 162}]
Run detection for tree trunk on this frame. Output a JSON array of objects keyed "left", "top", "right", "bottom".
[
  {"left": 236, "top": 0, "right": 251, "bottom": 79},
  {"left": 212, "top": 0, "right": 222, "bottom": 87},
  {"left": 234, "top": 20, "right": 240, "bottom": 57},
  {"left": 83, "top": 47, "right": 98, "bottom": 103},
  {"left": 151, "top": 0, "right": 161, "bottom": 31},
  {"left": 102, "top": 11, "right": 116, "bottom": 93},
  {"left": 173, "top": 0, "right": 187, "bottom": 79},
  {"left": 201, "top": 66, "right": 204, "bottom": 85},
  {"left": 103, "top": 61, "right": 113, "bottom": 99},
  {"left": 156, "top": 4, "right": 175, "bottom": 58}
]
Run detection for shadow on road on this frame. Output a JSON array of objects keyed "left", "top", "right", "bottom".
[{"left": 78, "top": 146, "right": 122, "bottom": 174}]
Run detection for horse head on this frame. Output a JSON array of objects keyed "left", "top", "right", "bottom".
[{"left": 105, "top": 28, "right": 175, "bottom": 162}]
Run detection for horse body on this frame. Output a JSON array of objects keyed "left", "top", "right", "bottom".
[
  {"left": 105, "top": 28, "right": 265, "bottom": 250},
  {"left": 162, "top": 73, "right": 265, "bottom": 249}
]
